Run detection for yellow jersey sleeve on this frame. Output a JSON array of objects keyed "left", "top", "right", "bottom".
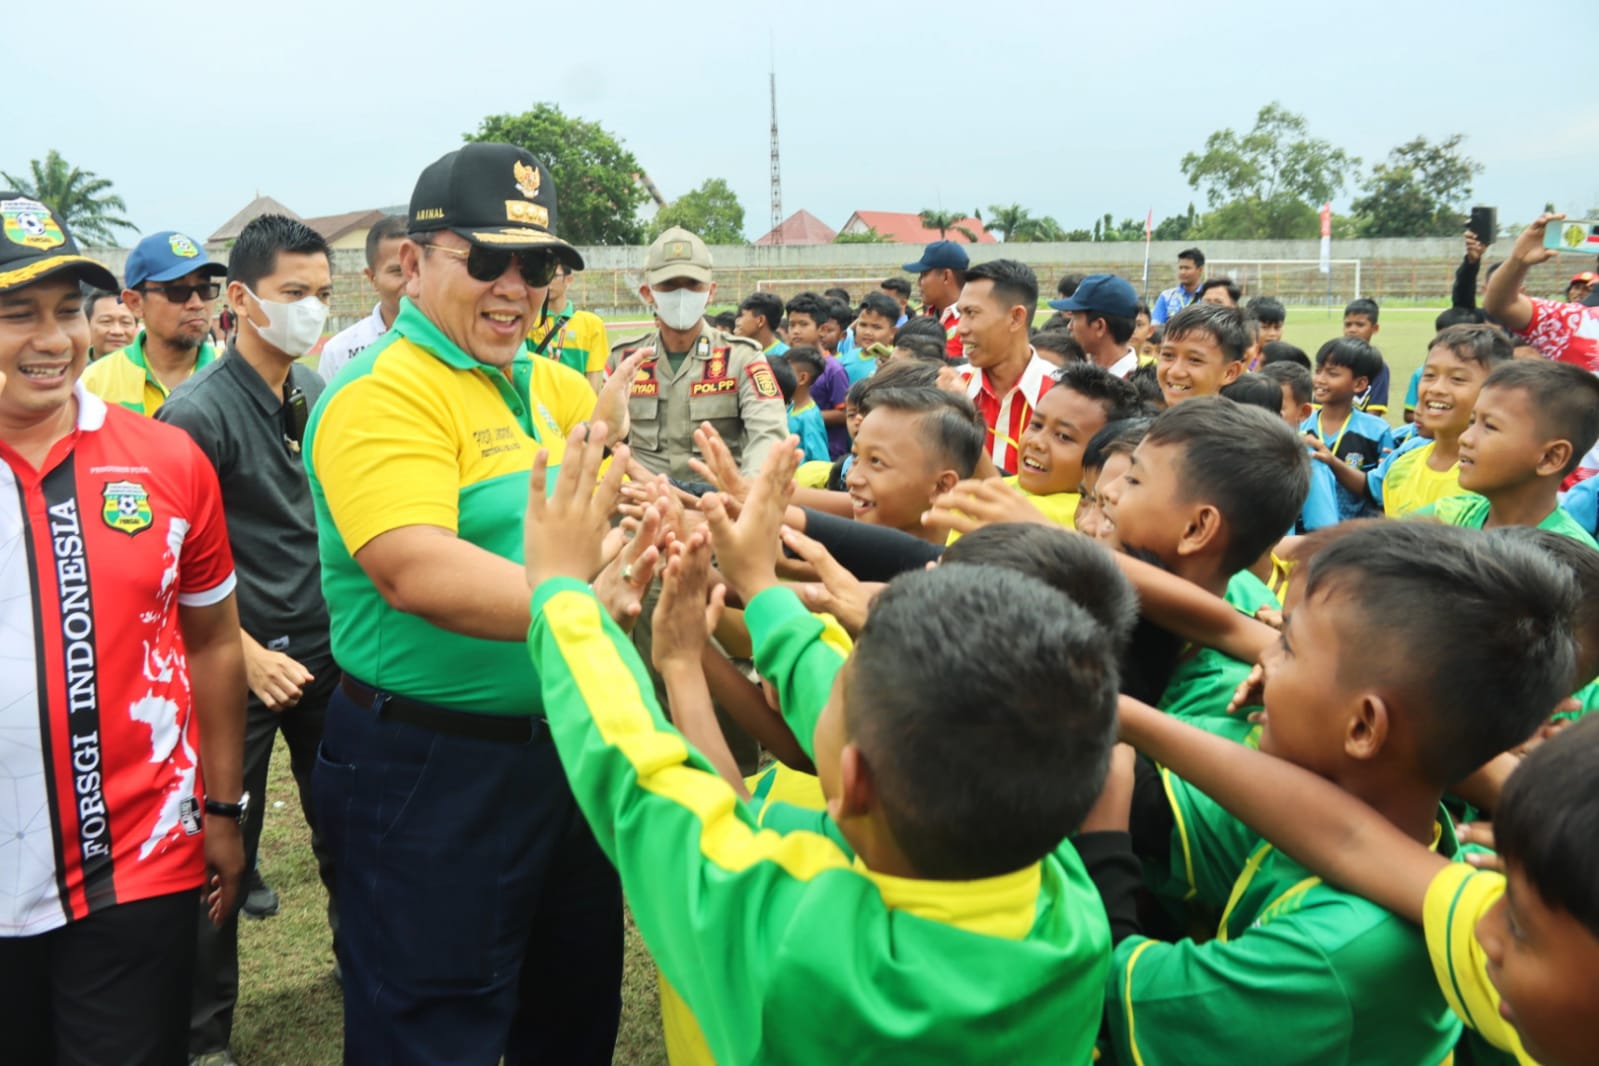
[
  {"left": 572, "top": 310, "right": 610, "bottom": 374},
  {"left": 1424, "top": 863, "right": 1536, "bottom": 1064},
  {"left": 527, "top": 354, "right": 598, "bottom": 437},
  {"left": 311, "top": 354, "right": 464, "bottom": 554}
]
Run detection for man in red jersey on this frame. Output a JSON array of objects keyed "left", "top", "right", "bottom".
[{"left": 0, "top": 191, "right": 246, "bottom": 1066}]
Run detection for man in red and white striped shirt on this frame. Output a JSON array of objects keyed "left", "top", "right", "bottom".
[
  {"left": 903, "top": 241, "right": 969, "bottom": 360},
  {"left": 955, "top": 259, "right": 1055, "bottom": 473}
]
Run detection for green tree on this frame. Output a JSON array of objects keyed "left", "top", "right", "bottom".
[
  {"left": 1, "top": 150, "right": 135, "bottom": 246},
  {"left": 985, "top": 203, "right": 1035, "bottom": 242},
  {"left": 1152, "top": 203, "right": 1198, "bottom": 241},
  {"left": 1180, "top": 102, "right": 1359, "bottom": 239},
  {"left": 1349, "top": 135, "right": 1483, "bottom": 237},
  {"left": 648, "top": 178, "right": 745, "bottom": 244},
  {"left": 918, "top": 208, "right": 978, "bottom": 243},
  {"left": 466, "top": 104, "right": 647, "bottom": 245},
  {"left": 835, "top": 228, "right": 891, "bottom": 244}
]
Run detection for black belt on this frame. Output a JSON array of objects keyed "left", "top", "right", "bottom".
[{"left": 340, "top": 676, "right": 543, "bottom": 744}]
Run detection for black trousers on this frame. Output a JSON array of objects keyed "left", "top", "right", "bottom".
[
  {"left": 0, "top": 890, "right": 199, "bottom": 1066},
  {"left": 190, "top": 671, "right": 338, "bottom": 1055}
]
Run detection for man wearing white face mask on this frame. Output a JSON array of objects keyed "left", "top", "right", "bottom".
[
  {"left": 607, "top": 226, "right": 787, "bottom": 479},
  {"left": 156, "top": 214, "right": 338, "bottom": 1066}
]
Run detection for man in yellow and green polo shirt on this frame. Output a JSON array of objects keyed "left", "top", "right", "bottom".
[
  {"left": 81, "top": 230, "right": 226, "bottom": 414},
  {"left": 527, "top": 259, "right": 609, "bottom": 391},
  {"left": 305, "top": 141, "right": 642, "bottom": 1064}
]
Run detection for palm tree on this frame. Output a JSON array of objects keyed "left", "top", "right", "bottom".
[
  {"left": 2, "top": 150, "right": 136, "bottom": 246},
  {"left": 985, "top": 203, "right": 1037, "bottom": 242},
  {"left": 918, "top": 208, "right": 978, "bottom": 244}
]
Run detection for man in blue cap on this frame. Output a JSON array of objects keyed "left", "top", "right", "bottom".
[
  {"left": 1051, "top": 273, "right": 1142, "bottom": 378},
  {"left": 82, "top": 230, "right": 227, "bottom": 415},
  {"left": 902, "top": 239, "right": 969, "bottom": 359}
]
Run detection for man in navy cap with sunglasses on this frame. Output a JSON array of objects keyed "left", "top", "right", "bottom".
[
  {"left": 305, "top": 142, "right": 643, "bottom": 1065},
  {"left": 81, "top": 229, "right": 227, "bottom": 415}
]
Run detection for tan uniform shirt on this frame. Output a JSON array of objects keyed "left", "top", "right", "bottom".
[{"left": 607, "top": 325, "right": 788, "bottom": 480}]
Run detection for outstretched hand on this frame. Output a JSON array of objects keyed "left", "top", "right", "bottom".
[
  {"left": 703, "top": 435, "right": 801, "bottom": 601},
  {"left": 592, "top": 350, "right": 646, "bottom": 445},
  {"left": 1508, "top": 212, "right": 1565, "bottom": 268},
  {"left": 651, "top": 531, "right": 726, "bottom": 672},
  {"left": 592, "top": 502, "right": 665, "bottom": 633},
  {"left": 689, "top": 422, "right": 751, "bottom": 505},
  {"left": 923, "top": 477, "right": 1054, "bottom": 536},
  {"left": 524, "top": 422, "right": 630, "bottom": 589},
  {"left": 781, "top": 525, "right": 881, "bottom": 635}
]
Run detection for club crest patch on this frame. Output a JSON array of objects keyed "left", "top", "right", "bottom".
[
  {"left": 514, "top": 160, "right": 541, "bottom": 199},
  {"left": 748, "top": 361, "right": 780, "bottom": 400},
  {"left": 168, "top": 234, "right": 199, "bottom": 258},
  {"left": 704, "top": 349, "right": 728, "bottom": 381},
  {"left": 102, "top": 480, "right": 153, "bottom": 535},
  {"left": 1, "top": 198, "right": 65, "bottom": 250}
]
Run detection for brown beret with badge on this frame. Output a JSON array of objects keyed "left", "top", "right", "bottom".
[{"left": 0, "top": 192, "right": 119, "bottom": 294}]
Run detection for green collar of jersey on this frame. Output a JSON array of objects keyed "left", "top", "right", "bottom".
[
  {"left": 120, "top": 329, "right": 220, "bottom": 382},
  {"left": 391, "top": 297, "right": 541, "bottom": 438}
]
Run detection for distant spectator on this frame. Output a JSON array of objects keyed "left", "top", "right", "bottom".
[
  {"left": 1343, "top": 297, "right": 1390, "bottom": 416},
  {"left": 735, "top": 292, "right": 788, "bottom": 355},
  {"left": 1199, "top": 277, "right": 1241, "bottom": 307},
  {"left": 318, "top": 216, "right": 407, "bottom": 384},
  {"left": 902, "top": 240, "right": 969, "bottom": 359},
  {"left": 1451, "top": 229, "right": 1488, "bottom": 312},
  {"left": 1246, "top": 295, "right": 1286, "bottom": 345},
  {"left": 895, "top": 315, "right": 947, "bottom": 344},
  {"left": 775, "top": 347, "right": 832, "bottom": 462},
  {"left": 1132, "top": 301, "right": 1154, "bottom": 350},
  {"left": 1220, "top": 371, "right": 1284, "bottom": 414},
  {"left": 83, "top": 287, "right": 138, "bottom": 359},
  {"left": 823, "top": 286, "right": 853, "bottom": 305},
  {"left": 889, "top": 334, "right": 949, "bottom": 365},
  {"left": 710, "top": 309, "right": 737, "bottom": 332},
  {"left": 786, "top": 292, "right": 852, "bottom": 456},
  {"left": 1151, "top": 246, "right": 1205, "bottom": 324},
  {"left": 1032, "top": 328, "right": 1086, "bottom": 368},
  {"left": 844, "top": 292, "right": 899, "bottom": 383},
  {"left": 529, "top": 261, "right": 612, "bottom": 391},
  {"left": 880, "top": 276, "right": 912, "bottom": 324},
  {"left": 1125, "top": 361, "right": 1165, "bottom": 410},
  {"left": 1049, "top": 273, "right": 1141, "bottom": 379},
  {"left": 1569, "top": 272, "right": 1596, "bottom": 304},
  {"left": 1055, "top": 273, "right": 1084, "bottom": 300}
]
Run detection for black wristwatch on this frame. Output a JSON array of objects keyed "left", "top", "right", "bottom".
[{"left": 204, "top": 791, "right": 251, "bottom": 821}]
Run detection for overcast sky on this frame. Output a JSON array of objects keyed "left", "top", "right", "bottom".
[{"left": 19, "top": 0, "right": 1598, "bottom": 246}]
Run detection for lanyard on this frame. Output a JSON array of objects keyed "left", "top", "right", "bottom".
[{"left": 1314, "top": 410, "right": 1352, "bottom": 458}]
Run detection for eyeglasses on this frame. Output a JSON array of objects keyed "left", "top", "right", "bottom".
[
  {"left": 419, "top": 242, "right": 559, "bottom": 288},
  {"left": 282, "top": 385, "right": 308, "bottom": 455},
  {"left": 139, "top": 281, "right": 222, "bottom": 303}
]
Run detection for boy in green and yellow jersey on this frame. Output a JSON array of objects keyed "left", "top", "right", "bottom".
[
  {"left": 522, "top": 432, "right": 1118, "bottom": 1065},
  {"left": 1418, "top": 360, "right": 1599, "bottom": 547}
]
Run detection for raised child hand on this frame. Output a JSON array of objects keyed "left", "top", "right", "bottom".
[
  {"left": 651, "top": 531, "right": 726, "bottom": 672},
  {"left": 703, "top": 435, "right": 801, "bottom": 601},
  {"left": 923, "top": 477, "right": 1054, "bottom": 536},
  {"left": 525, "top": 422, "right": 629, "bottom": 589}
]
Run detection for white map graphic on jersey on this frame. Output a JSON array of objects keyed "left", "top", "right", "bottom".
[{"left": 130, "top": 693, "right": 197, "bottom": 860}]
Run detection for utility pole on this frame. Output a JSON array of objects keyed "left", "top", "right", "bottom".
[{"left": 769, "top": 68, "right": 783, "bottom": 244}]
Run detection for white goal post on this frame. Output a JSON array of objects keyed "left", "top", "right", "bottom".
[{"left": 1204, "top": 259, "right": 1362, "bottom": 304}]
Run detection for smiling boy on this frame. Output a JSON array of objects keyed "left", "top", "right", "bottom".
[
  {"left": 846, "top": 386, "right": 983, "bottom": 543},
  {"left": 1153, "top": 302, "right": 1247, "bottom": 406},
  {"left": 1301, "top": 337, "right": 1394, "bottom": 521},
  {"left": 1010, "top": 365, "right": 1142, "bottom": 526}
]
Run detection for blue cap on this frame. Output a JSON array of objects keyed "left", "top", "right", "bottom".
[
  {"left": 901, "top": 239, "right": 970, "bottom": 274},
  {"left": 1048, "top": 273, "right": 1139, "bottom": 317},
  {"left": 124, "top": 231, "right": 226, "bottom": 290}
]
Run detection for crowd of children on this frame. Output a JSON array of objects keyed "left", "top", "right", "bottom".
[{"left": 519, "top": 214, "right": 1599, "bottom": 1065}]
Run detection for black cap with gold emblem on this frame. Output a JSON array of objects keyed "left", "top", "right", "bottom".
[
  {"left": 407, "top": 143, "right": 584, "bottom": 270},
  {"left": 0, "top": 191, "right": 119, "bottom": 295}
]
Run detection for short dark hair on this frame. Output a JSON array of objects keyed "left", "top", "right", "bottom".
[
  {"left": 1245, "top": 295, "right": 1286, "bottom": 325},
  {"left": 822, "top": 298, "right": 854, "bottom": 330},
  {"left": 1260, "top": 340, "right": 1311, "bottom": 369},
  {"left": 1487, "top": 526, "right": 1599, "bottom": 683},
  {"left": 82, "top": 287, "right": 121, "bottom": 319},
  {"left": 891, "top": 335, "right": 947, "bottom": 363},
  {"left": 1144, "top": 398, "right": 1310, "bottom": 573},
  {"left": 1178, "top": 247, "right": 1206, "bottom": 268},
  {"left": 1344, "top": 297, "right": 1380, "bottom": 322},
  {"left": 1086, "top": 308, "right": 1138, "bottom": 345},
  {"left": 1199, "top": 277, "right": 1242, "bottom": 304},
  {"left": 1261, "top": 360, "right": 1313, "bottom": 406},
  {"left": 863, "top": 386, "right": 983, "bottom": 478},
  {"left": 846, "top": 375, "right": 873, "bottom": 406},
  {"left": 880, "top": 277, "right": 912, "bottom": 299},
  {"left": 1056, "top": 273, "right": 1084, "bottom": 299},
  {"left": 1303, "top": 522, "right": 1577, "bottom": 784},
  {"left": 227, "top": 214, "right": 332, "bottom": 292},
  {"left": 1056, "top": 363, "right": 1144, "bottom": 424},
  {"left": 823, "top": 287, "right": 852, "bottom": 304},
  {"left": 1083, "top": 416, "right": 1153, "bottom": 472},
  {"left": 1497, "top": 714, "right": 1599, "bottom": 940},
  {"left": 1125, "top": 362, "right": 1165, "bottom": 410},
  {"left": 765, "top": 354, "right": 798, "bottom": 403},
  {"left": 1315, "top": 336, "right": 1384, "bottom": 384},
  {"left": 1031, "top": 328, "right": 1085, "bottom": 364},
  {"left": 739, "top": 292, "right": 784, "bottom": 332},
  {"left": 364, "top": 215, "right": 408, "bottom": 269},
  {"left": 857, "top": 291, "right": 899, "bottom": 323},
  {"left": 1481, "top": 361, "right": 1599, "bottom": 476},
  {"left": 782, "top": 343, "right": 826, "bottom": 380},
  {"left": 1435, "top": 306, "right": 1485, "bottom": 330},
  {"left": 785, "top": 291, "right": 827, "bottom": 323},
  {"left": 711, "top": 310, "right": 737, "bottom": 332},
  {"left": 964, "top": 259, "right": 1039, "bottom": 323},
  {"left": 1164, "top": 302, "right": 1250, "bottom": 362},
  {"left": 858, "top": 360, "right": 942, "bottom": 401},
  {"left": 894, "top": 316, "right": 946, "bottom": 343},
  {"left": 847, "top": 565, "right": 1118, "bottom": 878},
  {"left": 942, "top": 524, "right": 1137, "bottom": 652},
  {"left": 1135, "top": 301, "right": 1151, "bottom": 320},
  {"left": 1221, "top": 372, "right": 1285, "bottom": 414},
  {"left": 1428, "top": 323, "right": 1512, "bottom": 370}
]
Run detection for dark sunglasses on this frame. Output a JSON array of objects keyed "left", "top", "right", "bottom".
[
  {"left": 421, "top": 242, "right": 559, "bottom": 288},
  {"left": 140, "top": 281, "right": 222, "bottom": 303}
]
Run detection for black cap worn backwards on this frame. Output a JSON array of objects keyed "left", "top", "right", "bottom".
[
  {"left": 407, "top": 143, "right": 583, "bottom": 270},
  {"left": 0, "top": 192, "right": 118, "bottom": 294}
]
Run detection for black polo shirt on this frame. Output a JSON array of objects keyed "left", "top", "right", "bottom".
[{"left": 157, "top": 347, "right": 331, "bottom": 672}]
